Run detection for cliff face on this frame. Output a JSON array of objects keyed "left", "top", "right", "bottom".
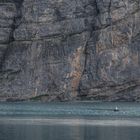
[{"left": 0, "top": 0, "right": 140, "bottom": 101}]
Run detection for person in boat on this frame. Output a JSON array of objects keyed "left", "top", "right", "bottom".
[{"left": 114, "top": 106, "right": 119, "bottom": 112}]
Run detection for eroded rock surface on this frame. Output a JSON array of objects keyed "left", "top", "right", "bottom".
[{"left": 0, "top": 0, "right": 140, "bottom": 101}]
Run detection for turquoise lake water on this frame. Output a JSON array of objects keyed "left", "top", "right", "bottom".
[{"left": 0, "top": 102, "right": 140, "bottom": 140}]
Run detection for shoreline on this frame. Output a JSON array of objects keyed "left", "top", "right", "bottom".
[{"left": 0, "top": 118, "right": 140, "bottom": 126}]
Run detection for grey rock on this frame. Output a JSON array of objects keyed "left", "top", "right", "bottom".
[{"left": 0, "top": 0, "right": 140, "bottom": 102}]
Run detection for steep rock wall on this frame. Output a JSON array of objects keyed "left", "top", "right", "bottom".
[{"left": 0, "top": 0, "right": 140, "bottom": 101}]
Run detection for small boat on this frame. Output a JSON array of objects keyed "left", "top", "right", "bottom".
[{"left": 114, "top": 106, "right": 119, "bottom": 112}]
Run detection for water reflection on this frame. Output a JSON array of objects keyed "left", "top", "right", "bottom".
[
  {"left": 0, "top": 123, "right": 140, "bottom": 140},
  {"left": 0, "top": 102, "right": 140, "bottom": 140}
]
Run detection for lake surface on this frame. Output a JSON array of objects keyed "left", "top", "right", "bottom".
[{"left": 0, "top": 102, "right": 140, "bottom": 140}]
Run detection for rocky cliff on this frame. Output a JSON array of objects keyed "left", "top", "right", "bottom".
[{"left": 0, "top": 0, "right": 140, "bottom": 102}]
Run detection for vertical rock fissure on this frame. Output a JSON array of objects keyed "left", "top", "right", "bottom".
[
  {"left": 77, "top": 0, "right": 100, "bottom": 95},
  {"left": 10, "top": 0, "right": 24, "bottom": 42},
  {"left": 0, "top": 0, "right": 24, "bottom": 71}
]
